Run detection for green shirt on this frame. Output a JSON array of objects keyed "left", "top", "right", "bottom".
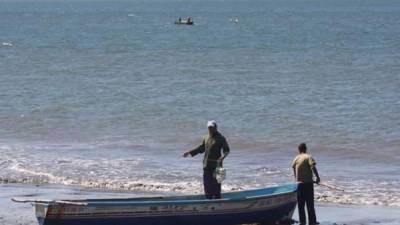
[
  {"left": 291, "top": 153, "right": 316, "bottom": 183},
  {"left": 190, "top": 132, "right": 230, "bottom": 169}
]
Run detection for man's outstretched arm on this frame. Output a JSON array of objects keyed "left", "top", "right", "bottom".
[{"left": 183, "top": 138, "right": 205, "bottom": 157}]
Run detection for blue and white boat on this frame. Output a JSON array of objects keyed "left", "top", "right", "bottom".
[{"left": 12, "top": 184, "right": 298, "bottom": 225}]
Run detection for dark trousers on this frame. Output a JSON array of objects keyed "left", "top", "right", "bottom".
[
  {"left": 297, "top": 182, "right": 317, "bottom": 225},
  {"left": 203, "top": 168, "right": 221, "bottom": 199}
]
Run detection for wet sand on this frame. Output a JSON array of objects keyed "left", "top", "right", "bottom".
[
  {"left": 295, "top": 203, "right": 400, "bottom": 225},
  {"left": 1, "top": 184, "right": 399, "bottom": 225}
]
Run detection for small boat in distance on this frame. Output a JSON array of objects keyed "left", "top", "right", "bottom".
[
  {"left": 12, "top": 184, "right": 297, "bottom": 225},
  {"left": 175, "top": 17, "right": 194, "bottom": 25}
]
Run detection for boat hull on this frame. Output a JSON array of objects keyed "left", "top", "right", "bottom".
[
  {"left": 35, "top": 184, "right": 298, "bottom": 225},
  {"left": 174, "top": 21, "right": 194, "bottom": 25},
  {"left": 41, "top": 203, "right": 295, "bottom": 225}
]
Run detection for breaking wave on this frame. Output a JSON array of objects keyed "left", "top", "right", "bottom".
[
  {"left": 1, "top": 161, "right": 243, "bottom": 194},
  {"left": 1, "top": 42, "right": 13, "bottom": 47},
  {"left": 0, "top": 143, "right": 399, "bottom": 207},
  {"left": 314, "top": 180, "right": 400, "bottom": 207},
  {"left": 1, "top": 163, "right": 399, "bottom": 207}
]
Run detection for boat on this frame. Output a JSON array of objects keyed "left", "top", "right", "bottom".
[
  {"left": 12, "top": 183, "right": 298, "bottom": 225},
  {"left": 175, "top": 19, "right": 194, "bottom": 25}
]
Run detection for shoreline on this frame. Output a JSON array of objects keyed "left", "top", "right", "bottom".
[{"left": 1, "top": 184, "right": 399, "bottom": 225}]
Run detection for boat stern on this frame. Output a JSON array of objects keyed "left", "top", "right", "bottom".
[{"left": 35, "top": 203, "right": 49, "bottom": 225}]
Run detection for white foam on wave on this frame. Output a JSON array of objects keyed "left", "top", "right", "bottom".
[
  {"left": 314, "top": 180, "right": 400, "bottom": 207},
  {"left": 7, "top": 162, "right": 77, "bottom": 185},
  {"left": 2, "top": 42, "right": 13, "bottom": 47},
  {"left": 1, "top": 143, "right": 399, "bottom": 207},
  {"left": 2, "top": 160, "right": 250, "bottom": 195},
  {"left": 3, "top": 163, "right": 400, "bottom": 207}
]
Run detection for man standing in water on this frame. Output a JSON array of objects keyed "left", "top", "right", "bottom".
[
  {"left": 183, "top": 120, "right": 230, "bottom": 199},
  {"left": 292, "top": 143, "right": 320, "bottom": 225}
]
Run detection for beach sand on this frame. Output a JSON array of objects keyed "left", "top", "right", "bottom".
[{"left": 1, "top": 184, "right": 399, "bottom": 225}]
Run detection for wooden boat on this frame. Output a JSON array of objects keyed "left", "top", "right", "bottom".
[{"left": 12, "top": 183, "right": 297, "bottom": 225}]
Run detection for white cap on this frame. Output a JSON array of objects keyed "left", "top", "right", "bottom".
[{"left": 207, "top": 120, "right": 217, "bottom": 128}]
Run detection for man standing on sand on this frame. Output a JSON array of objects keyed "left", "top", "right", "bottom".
[
  {"left": 292, "top": 143, "right": 320, "bottom": 225},
  {"left": 183, "top": 120, "right": 230, "bottom": 199}
]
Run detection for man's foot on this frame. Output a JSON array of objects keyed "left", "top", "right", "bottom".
[{"left": 309, "top": 222, "right": 320, "bottom": 225}]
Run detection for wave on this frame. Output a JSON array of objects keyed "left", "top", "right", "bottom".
[
  {"left": 315, "top": 190, "right": 400, "bottom": 207},
  {"left": 1, "top": 160, "right": 252, "bottom": 194},
  {"left": 0, "top": 172, "right": 242, "bottom": 195},
  {"left": 1, "top": 166, "right": 399, "bottom": 207},
  {"left": 1, "top": 42, "right": 13, "bottom": 47},
  {"left": 2, "top": 176, "right": 399, "bottom": 207},
  {"left": 0, "top": 143, "right": 399, "bottom": 207}
]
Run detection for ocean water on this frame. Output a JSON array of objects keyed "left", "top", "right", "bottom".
[{"left": 0, "top": 0, "right": 399, "bottom": 209}]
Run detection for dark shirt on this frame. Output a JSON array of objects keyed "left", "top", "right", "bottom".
[{"left": 190, "top": 132, "right": 230, "bottom": 168}]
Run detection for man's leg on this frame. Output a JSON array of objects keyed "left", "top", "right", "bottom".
[
  {"left": 305, "top": 183, "right": 317, "bottom": 224},
  {"left": 212, "top": 174, "right": 221, "bottom": 199},
  {"left": 203, "top": 168, "right": 213, "bottom": 199},
  {"left": 297, "top": 183, "right": 307, "bottom": 225},
  {"left": 208, "top": 168, "right": 221, "bottom": 199}
]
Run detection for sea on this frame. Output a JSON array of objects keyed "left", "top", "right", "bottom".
[{"left": 0, "top": 0, "right": 399, "bottom": 214}]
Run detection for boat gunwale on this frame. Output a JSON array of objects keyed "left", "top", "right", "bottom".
[{"left": 42, "top": 184, "right": 298, "bottom": 207}]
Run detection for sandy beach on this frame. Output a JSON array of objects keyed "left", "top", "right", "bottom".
[{"left": 1, "top": 184, "right": 399, "bottom": 225}]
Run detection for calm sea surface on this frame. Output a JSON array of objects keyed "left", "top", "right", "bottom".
[{"left": 0, "top": 0, "right": 399, "bottom": 207}]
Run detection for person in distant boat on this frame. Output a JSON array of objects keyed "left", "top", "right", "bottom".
[
  {"left": 187, "top": 17, "right": 192, "bottom": 24},
  {"left": 183, "top": 121, "right": 230, "bottom": 199},
  {"left": 178, "top": 17, "right": 182, "bottom": 23},
  {"left": 292, "top": 143, "right": 320, "bottom": 225}
]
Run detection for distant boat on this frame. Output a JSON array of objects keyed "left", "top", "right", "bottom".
[
  {"left": 175, "top": 18, "right": 194, "bottom": 25},
  {"left": 12, "top": 184, "right": 297, "bottom": 225},
  {"left": 230, "top": 18, "right": 239, "bottom": 23}
]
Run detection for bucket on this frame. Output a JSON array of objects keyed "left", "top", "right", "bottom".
[{"left": 215, "top": 166, "right": 226, "bottom": 184}]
